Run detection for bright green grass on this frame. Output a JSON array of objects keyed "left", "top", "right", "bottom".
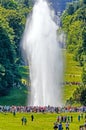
[
  {"left": 0, "top": 112, "right": 85, "bottom": 130},
  {"left": 63, "top": 85, "right": 77, "bottom": 100},
  {"left": 64, "top": 51, "right": 82, "bottom": 82},
  {"left": 63, "top": 51, "right": 82, "bottom": 102}
]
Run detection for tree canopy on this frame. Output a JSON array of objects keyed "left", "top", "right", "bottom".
[{"left": 0, "top": 0, "right": 32, "bottom": 96}]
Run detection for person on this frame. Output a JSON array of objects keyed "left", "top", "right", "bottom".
[
  {"left": 21, "top": 116, "right": 27, "bottom": 125},
  {"left": 65, "top": 122, "right": 69, "bottom": 130},
  {"left": 67, "top": 116, "right": 70, "bottom": 123},
  {"left": 78, "top": 115, "right": 81, "bottom": 122},
  {"left": 58, "top": 122, "right": 63, "bottom": 130},
  {"left": 84, "top": 120, "right": 86, "bottom": 130},
  {"left": 79, "top": 125, "right": 83, "bottom": 130},
  {"left": 31, "top": 114, "right": 34, "bottom": 121},
  {"left": 53, "top": 121, "right": 58, "bottom": 130},
  {"left": 70, "top": 116, "right": 73, "bottom": 122},
  {"left": 13, "top": 110, "right": 16, "bottom": 116},
  {"left": 24, "top": 117, "right": 27, "bottom": 125},
  {"left": 21, "top": 117, "right": 25, "bottom": 125}
]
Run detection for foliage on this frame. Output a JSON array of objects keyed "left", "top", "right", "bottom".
[
  {"left": 0, "top": 85, "right": 28, "bottom": 105},
  {"left": 61, "top": 1, "right": 86, "bottom": 67},
  {"left": 0, "top": 1, "right": 32, "bottom": 96},
  {"left": 83, "top": 0, "right": 86, "bottom": 4},
  {"left": 7, "top": 10, "right": 25, "bottom": 60},
  {"left": 80, "top": 88, "right": 86, "bottom": 105},
  {"left": 0, "top": 15, "right": 15, "bottom": 95},
  {"left": 0, "top": 0, "right": 18, "bottom": 10},
  {"left": 62, "top": 0, "right": 86, "bottom": 105},
  {"left": 66, "top": 3, "right": 74, "bottom": 15},
  {"left": 67, "top": 21, "right": 83, "bottom": 48},
  {"left": 82, "top": 64, "right": 86, "bottom": 85},
  {"left": 73, "top": 86, "right": 83, "bottom": 103}
]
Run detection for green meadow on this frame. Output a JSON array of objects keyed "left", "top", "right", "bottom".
[
  {"left": 63, "top": 51, "right": 82, "bottom": 103},
  {"left": 0, "top": 112, "right": 85, "bottom": 130},
  {"left": 64, "top": 51, "right": 82, "bottom": 82}
]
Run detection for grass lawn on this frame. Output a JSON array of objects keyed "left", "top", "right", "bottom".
[
  {"left": 64, "top": 51, "right": 82, "bottom": 82},
  {"left": 63, "top": 85, "right": 78, "bottom": 101},
  {"left": 63, "top": 51, "right": 82, "bottom": 103},
  {"left": 0, "top": 112, "right": 85, "bottom": 130}
]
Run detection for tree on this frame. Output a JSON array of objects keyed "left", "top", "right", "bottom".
[
  {"left": 0, "top": 6, "right": 23, "bottom": 96},
  {"left": 0, "top": 24, "right": 15, "bottom": 95},
  {"left": 6, "top": 10, "right": 25, "bottom": 63},
  {"left": 83, "top": 0, "right": 86, "bottom": 4},
  {"left": 82, "top": 26, "right": 86, "bottom": 52},
  {"left": 61, "top": 0, "right": 86, "bottom": 105},
  {"left": 67, "top": 3, "right": 74, "bottom": 15},
  {"left": 73, "top": 87, "right": 82, "bottom": 103},
  {"left": 82, "top": 65, "right": 86, "bottom": 85},
  {"left": 62, "top": 1, "right": 86, "bottom": 66},
  {"left": 1, "top": 0, "right": 18, "bottom": 10},
  {"left": 0, "top": 1, "right": 31, "bottom": 97},
  {"left": 80, "top": 88, "right": 86, "bottom": 105}
]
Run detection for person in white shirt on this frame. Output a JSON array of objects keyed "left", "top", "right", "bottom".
[{"left": 65, "top": 122, "right": 69, "bottom": 130}]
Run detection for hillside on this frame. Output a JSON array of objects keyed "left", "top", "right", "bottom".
[
  {"left": 61, "top": 0, "right": 86, "bottom": 105},
  {"left": 63, "top": 50, "right": 82, "bottom": 105}
]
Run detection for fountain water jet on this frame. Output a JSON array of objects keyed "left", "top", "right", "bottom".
[{"left": 22, "top": 0, "right": 63, "bottom": 106}]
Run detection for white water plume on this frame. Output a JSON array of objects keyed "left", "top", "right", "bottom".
[{"left": 22, "top": 0, "right": 63, "bottom": 106}]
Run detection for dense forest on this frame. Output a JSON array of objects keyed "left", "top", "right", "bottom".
[
  {"left": 0, "top": 0, "right": 32, "bottom": 96},
  {"left": 0, "top": 0, "right": 86, "bottom": 105},
  {"left": 61, "top": 0, "right": 86, "bottom": 105}
]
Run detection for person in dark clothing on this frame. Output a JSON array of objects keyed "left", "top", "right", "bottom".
[
  {"left": 24, "top": 117, "right": 27, "bottom": 125},
  {"left": 58, "top": 122, "right": 63, "bottom": 130},
  {"left": 71, "top": 116, "right": 73, "bottom": 122},
  {"left": 31, "top": 114, "right": 34, "bottom": 121},
  {"left": 53, "top": 121, "right": 58, "bottom": 130},
  {"left": 13, "top": 110, "right": 16, "bottom": 116},
  {"left": 21, "top": 117, "right": 25, "bottom": 125}
]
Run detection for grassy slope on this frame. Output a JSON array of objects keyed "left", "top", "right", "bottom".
[
  {"left": 64, "top": 51, "right": 82, "bottom": 82},
  {"left": 63, "top": 50, "right": 82, "bottom": 104},
  {"left": 0, "top": 112, "right": 85, "bottom": 130}
]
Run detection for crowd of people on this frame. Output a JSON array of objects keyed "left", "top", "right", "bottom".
[
  {"left": 53, "top": 115, "right": 72, "bottom": 130},
  {"left": 53, "top": 113, "right": 86, "bottom": 130},
  {"left": 64, "top": 81, "right": 81, "bottom": 86},
  {"left": 0, "top": 105, "right": 86, "bottom": 113}
]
